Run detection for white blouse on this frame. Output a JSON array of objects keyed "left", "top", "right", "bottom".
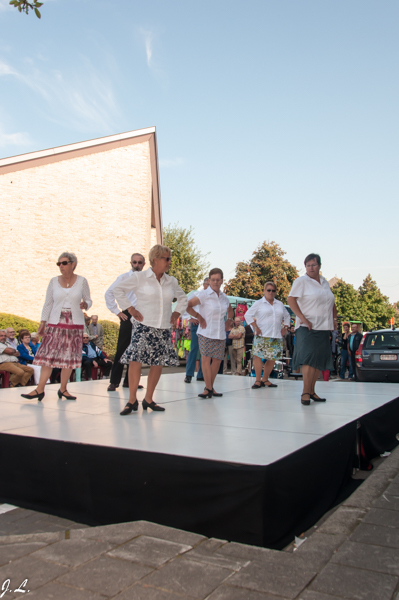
[
  {"left": 195, "top": 287, "right": 230, "bottom": 341},
  {"left": 112, "top": 268, "right": 187, "bottom": 329},
  {"left": 105, "top": 269, "right": 138, "bottom": 315},
  {"left": 245, "top": 297, "right": 291, "bottom": 338},
  {"left": 41, "top": 276, "right": 92, "bottom": 326},
  {"left": 288, "top": 274, "right": 335, "bottom": 331}
]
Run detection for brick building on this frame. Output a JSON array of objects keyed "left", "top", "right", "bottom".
[{"left": 0, "top": 127, "right": 162, "bottom": 322}]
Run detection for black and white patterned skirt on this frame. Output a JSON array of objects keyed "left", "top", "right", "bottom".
[{"left": 120, "top": 322, "right": 180, "bottom": 367}]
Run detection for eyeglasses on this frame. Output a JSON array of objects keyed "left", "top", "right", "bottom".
[
  {"left": 266, "top": 289, "right": 277, "bottom": 293},
  {"left": 306, "top": 263, "right": 318, "bottom": 268},
  {"left": 56, "top": 261, "right": 72, "bottom": 267},
  {"left": 132, "top": 260, "right": 144, "bottom": 265},
  {"left": 161, "top": 256, "right": 171, "bottom": 261},
  {"left": 83, "top": 337, "right": 89, "bottom": 340}
]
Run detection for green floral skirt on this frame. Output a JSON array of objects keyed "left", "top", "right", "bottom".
[{"left": 252, "top": 336, "right": 283, "bottom": 361}]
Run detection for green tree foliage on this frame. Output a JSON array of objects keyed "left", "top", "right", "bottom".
[
  {"left": 331, "top": 279, "right": 362, "bottom": 322},
  {"left": 163, "top": 224, "right": 210, "bottom": 293},
  {"left": 0, "top": 313, "right": 40, "bottom": 333},
  {"left": 224, "top": 241, "right": 299, "bottom": 303},
  {"left": 358, "top": 274, "right": 395, "bottom": 331},
  {"left": 101, "top": 320, "right": 120, "bottom": 360},
  {"left": 9, "top": 0, "right": 42, "bottom": 18}
]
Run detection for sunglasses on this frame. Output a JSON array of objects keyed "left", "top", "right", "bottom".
[
  {"left": 132, "top": 260, "right": 144, "bottom": 265},
  {"left": 161, "top": 256, "right": 171, "bottom": 261},
  {"left": 56, "top": 261, "right": 72, "bottom": 267},
  {"left": 266, "top": 289, "right": 277, "bottom": 293}
]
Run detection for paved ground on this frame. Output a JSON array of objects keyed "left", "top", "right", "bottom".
[{"left": 0, "top": 446, "right": 398, "bottom": 599}]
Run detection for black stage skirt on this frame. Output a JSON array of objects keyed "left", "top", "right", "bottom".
[{"left": 292, "top": 327, "right": 333, "bottom": 371}]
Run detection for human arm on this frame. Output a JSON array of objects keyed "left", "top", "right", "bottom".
[
  {"left": 170, "top": 280, "right": 188, "bottom": 325},
  {"left": 332, "top": 303, "right": 338, "bottom": 331},
  {"left": 287, "top": 297, "right": 312, "bottom": 330},
  {"left": 225, "top": 304, "right": 234, "bottom": 331},
  {"left": 16, "top": 344, "right": 33, "bottom": 364},
  {"left": 40, "top": 279, "right": 54, "bottom": 326},
  {"left": 80, "top": 278, "right": 92, "bottom": 311},
  {"left": 281, "top": 305, "right": 291, "bottom": 336},
  {"left": 244, "top": 301, "right": 262, "bottom": 336},
  {"left": 187, "top": 296, "right": 207, "bottom": 329}
]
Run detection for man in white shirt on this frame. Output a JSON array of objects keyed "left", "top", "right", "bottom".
[
  {"left": 183, "top": 278, "right": 209, "bottom": 383},
  {"left": 0, "top": 329, "right": 34, "bottom": 387},
  {"left": 88, "top": 315, "right": 104, "bottom": 350},
  {"left": 105, "top": 253, "right": 145, "bottom": 392},
  {"left": 6, "top": 328, "right": 18, "bottom": 350}
]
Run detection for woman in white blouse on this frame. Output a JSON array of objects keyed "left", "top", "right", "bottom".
[
  {"left": 287, "top": 253, "right": 337, "bottom": 405},
  {"left": 245, "top": 282, "right": 291, "bottom": 389},
  {"left": 187, "top": 268, "right": 234, "bottom": 399},
  {"left": 113, "top": 244, "right": 187, "bottom": 415},
  {"left": 21, "top": 252, "right": 92, "bottom": 402}
]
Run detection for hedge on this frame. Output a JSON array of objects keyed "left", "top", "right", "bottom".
[{"left": 0, "top": 313, "right": 120, "bottom": 360}]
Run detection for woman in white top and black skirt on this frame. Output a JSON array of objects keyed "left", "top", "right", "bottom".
[
  {"left": 287, "top": 253, "right": 337, "bottom": 405},
  {"left": 113, "top": 244, "right": 187, "bottom": 415},
  {"left": 21, "top": 252, "right": 92, "bottom": 402},
  {"left": 187, "top": 268, "right": 234, "bottom": 399},
  {"left": 245, "top": 282, "right": 291, "bottom": 389}
]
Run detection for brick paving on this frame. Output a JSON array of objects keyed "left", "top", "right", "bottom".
[{"left": 0, "top": 446, "right": 398, "bottom": 599}]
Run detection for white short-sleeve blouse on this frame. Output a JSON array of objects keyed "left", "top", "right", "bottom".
[{"left": 288, "top": 274, "right": 335, "bottom": 331}]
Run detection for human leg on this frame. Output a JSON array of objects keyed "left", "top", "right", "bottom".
[
  {"left": 127, "top": 361, "right": 142, "bottom": 403},
  {"left": 339, "top": 349, "right": 348, "bottom": 378},
  {"left": 235, "top": 348, "right": 244, "bottom": 375},
  {"left": 145, "top": 365, "right": 163, "bottom": 403},
  {"left": 253, "top": 356, "right": 263, "bottom": 385},
  {"left": 186, "top": 324, "right": 199, "bottom": 377},
  {"left": 261, "top": 359, "right": 275, "bottom": 384},
  {"left": 2, "top": 362, "right": 27, "bottom": 387},
  {"left": 210, "top": 359, "right": 222, "bottom": 392},
  {"left": 82, "top": 359, "right": 93, "bottom": 380},
  {"left": 60, "top": 368, "right": 73, "bottom": 394},
  {"left": 110, "top": 314, "right": 132, "bottom": 386},
  {"left": 301, "top": 365, "right": 314, "bottom": 403},
  {"left": 230, "top": 348, "right": 237, "bottom": 374},
  {"left": 201, "top": 355, "right": 213, "bottom": 392}
]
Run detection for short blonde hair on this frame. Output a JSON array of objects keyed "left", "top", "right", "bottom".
[{"left": 149, "top": 244, "right": 171, "bottom": 266}]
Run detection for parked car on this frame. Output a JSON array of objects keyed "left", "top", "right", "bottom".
[{"left": 355, "top": 329, "right": 399, "bottom": 382}]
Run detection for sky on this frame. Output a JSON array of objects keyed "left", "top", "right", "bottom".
[{"left": 1, "top": 0, "right": 398, "bottom": 302}]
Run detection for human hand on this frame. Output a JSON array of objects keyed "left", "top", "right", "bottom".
[
  {"left": 128, "top": 307, "right": 144, "bottom": 322},
  {"left": 93, "top": 361, "right": 98, "bottom": 368},
  {"left": 80, "top": 301, "right": 88, "bottom": 310},
  {"left": 198, "top": 315, "right": 207, "bottom": 329},
  {"left": 300, "top": 318, "right": 312, "bottom": 330},
  {"left": 281, "top": 328, "right": 287, "bottom": 337},
  {"left": 170, "top": 311, "right": 180, "bottom": 326},
  {"left": 255, "top": 325, "right": 262, "bottom": 336},
  {"left": 38, "top": 322, "right": 46, "bottom": 336},
  {"left": 118, "top": 312, "right": 128, "bottom": 321},
  {"left": 190, "top": 318, "right": 199, "bottom": 325}
]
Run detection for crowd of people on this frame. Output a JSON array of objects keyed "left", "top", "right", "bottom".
[{"left": 0, "top": 247, "right": 350, "bottom": 412}]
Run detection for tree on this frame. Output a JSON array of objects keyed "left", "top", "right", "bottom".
[
  {"left": 163, "top": 224, "right": 210, "bottom": 293},
  {"left": 224, "top": 241, "right": 299, "bottom": 303},
  {"left": 358, "top": 274, "right": 395, "bottom": 331},
  {"left": 9, "top": 0, "right": 42, "bottom": 18},
  {"left": 331, "top": 279, "right": 362, "bottom": 322}
]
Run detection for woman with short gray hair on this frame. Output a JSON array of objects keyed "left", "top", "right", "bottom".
[{"left": 21, "top": 251, "right": 92, "bottom": 402}]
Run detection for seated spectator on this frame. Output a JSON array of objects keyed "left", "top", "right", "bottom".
[
  {"left": 17, "top": 332, "right": 47, "bottom": 385},
  {"left": 30, "top": 332, "right": 41, "bottom": 349},
  {"left": 83, "top": 313, "right": 95, "bottom": 341},
  {"left": 88, "top": 315, "right": 104, "bottom": 350},
  {"left": 0, "top": 329, "right": 33, "bottom": 387},
  {"left": 82, "top": 334, "right": 112, "bottom": 380},
  {"left": 17, "top": 329, "right": 30, "bottom": 344},
  {"left": 5, "top": 328, "right": 18, "bottom": 350}
]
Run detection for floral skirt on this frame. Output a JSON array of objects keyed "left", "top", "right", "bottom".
[
  {"left": 252, "top": 336, "right": 283, "bottom": 361},
  {"left": 198, "top": 335, "right": 225, "bottom": 361},
  {"left": 33, "top": 311, "right": 84, "bottom": 369},
  {"left": 120, "top": 322, "right": 180, "bottom": 367}
]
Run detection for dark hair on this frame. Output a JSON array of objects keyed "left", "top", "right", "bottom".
[
  {"left": 343, "top": 321, "right": 350, "bottom": 329},
  {"left": 304, "top": 253, "right": 321, "bottom": 266},
  {"left": 209, "top": 268, "right": 223, "bottom": 279}
]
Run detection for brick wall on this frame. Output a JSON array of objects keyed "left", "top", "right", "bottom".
[{"left": 1, "top": 141, "right": 156, "bottom": 323}]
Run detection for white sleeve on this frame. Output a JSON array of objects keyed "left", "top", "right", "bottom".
[
  {"left": 173, "top": 278, "right": 188, "bottom": 315},
  {"left": 40, "top": 279, "right": 54, "bottom": 322},
  {"left": 105, "top": 274, "right": 126, "bottom": 315},
  {"left": 288, "top": 277, "right": 304, "bottom": 299},
  {"left": 282, "top": 304, "right": 291, "bottom": 327},
  {"left": 244, "top": 301, "right": 258, "bottom": 326},
  {"left": 82, "top": 278, "right": 92, "bottom": 310},
  {"left": 113, "top": 272, "right": 139, "bottom": 312}
]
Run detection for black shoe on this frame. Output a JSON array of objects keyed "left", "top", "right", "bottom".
[
  {"left": 58, "top": 389, "right": 77, "bottom": 400},
  {"left": 301, "top": 393, "right": 311, "bottom": 406},
  {"left": 310, "top": 394, "right": 326, "bottom": 402},
  {"left": 120, "top": 400, "right": 139, "bottom": 415},
  {"left": 107, "top": 383, "right": 119, "bottom": 391},
  {"left": 122, "top": 381, "right": 129, "bottom": 388},
  {"left": 21, "top": 390, "right": 45, "bottom": 401},
  {"left": 142, "top": 399, "right": 165, "bottom": 411},
  {"left": 198, "top": 388, "right": 213, "bottom": 399},
  {"left": 138, "top": 384, "right": 144, "bottom": 389},
  {"left": 196, "top": 377, "right": 204, "bottom": 381},
  {"left": 212, "top": 389, "right": 223, "bottom": 397},
  {"left": 263, "top": 381, "right": 278, "bottom": 388},
  {"left": 252, "top": 381, "right": 262, "bottom": 389},
  {"left": 184, "top": 376, "right": 192, "bottom": 383}
]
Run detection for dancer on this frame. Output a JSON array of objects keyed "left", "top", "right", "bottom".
[
  {"left": 245, "top": 282, "right": 290, "bottom": 389},
  {"left": 287, "top": 253, "right": 337, "bottom": 405},
  {"left": 183, "top": 277, "right": 209, "bottom": 383},
  {"left": 105, "top": 253, "right": 146, "bottom": 391},
  {"left": 113, "top": 244, "right": 187, "bottom": 415},
  {"left": 21, "top": 252, "right": 92, "bottom": 401},
  {"left": 187, "top": 268, "right": 233, "bottom": 399}
]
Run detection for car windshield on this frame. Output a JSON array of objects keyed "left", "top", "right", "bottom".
[{"left": 364, "top": 333, "right": 399, "bottom": 350}]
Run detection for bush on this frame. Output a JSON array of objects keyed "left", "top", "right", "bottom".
[
  {"left": 0, "top": 313, "right": 40, "bottom": 335},
  {"left": 101, "top": 319, "right": 120, "bottom": 359}
]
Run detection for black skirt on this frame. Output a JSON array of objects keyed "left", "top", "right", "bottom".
[{"left": 292, "top": 327, "right": 333, "bottom": 371}]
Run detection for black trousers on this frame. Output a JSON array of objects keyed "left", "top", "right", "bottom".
[
  {"left": 82, "top": 357, "right": 112, "bottom": 380},
  {"left": 110, "top": 310, "right": 132, "bottom": 386},
  {"left": 349, "top": 352, "right": 357, "bottom": 380}
]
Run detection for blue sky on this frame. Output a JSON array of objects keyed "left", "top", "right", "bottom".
[{"left": 1, "top": 0, "right": 398, "bottom": 302}]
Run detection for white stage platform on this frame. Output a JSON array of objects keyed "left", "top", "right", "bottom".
[{"left": 0, "top": 375, "right": 398, "bottom": 466}]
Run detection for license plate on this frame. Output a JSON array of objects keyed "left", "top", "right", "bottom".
[{"left": 380, "top": 355, "right": 398, "bottom": 361}]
